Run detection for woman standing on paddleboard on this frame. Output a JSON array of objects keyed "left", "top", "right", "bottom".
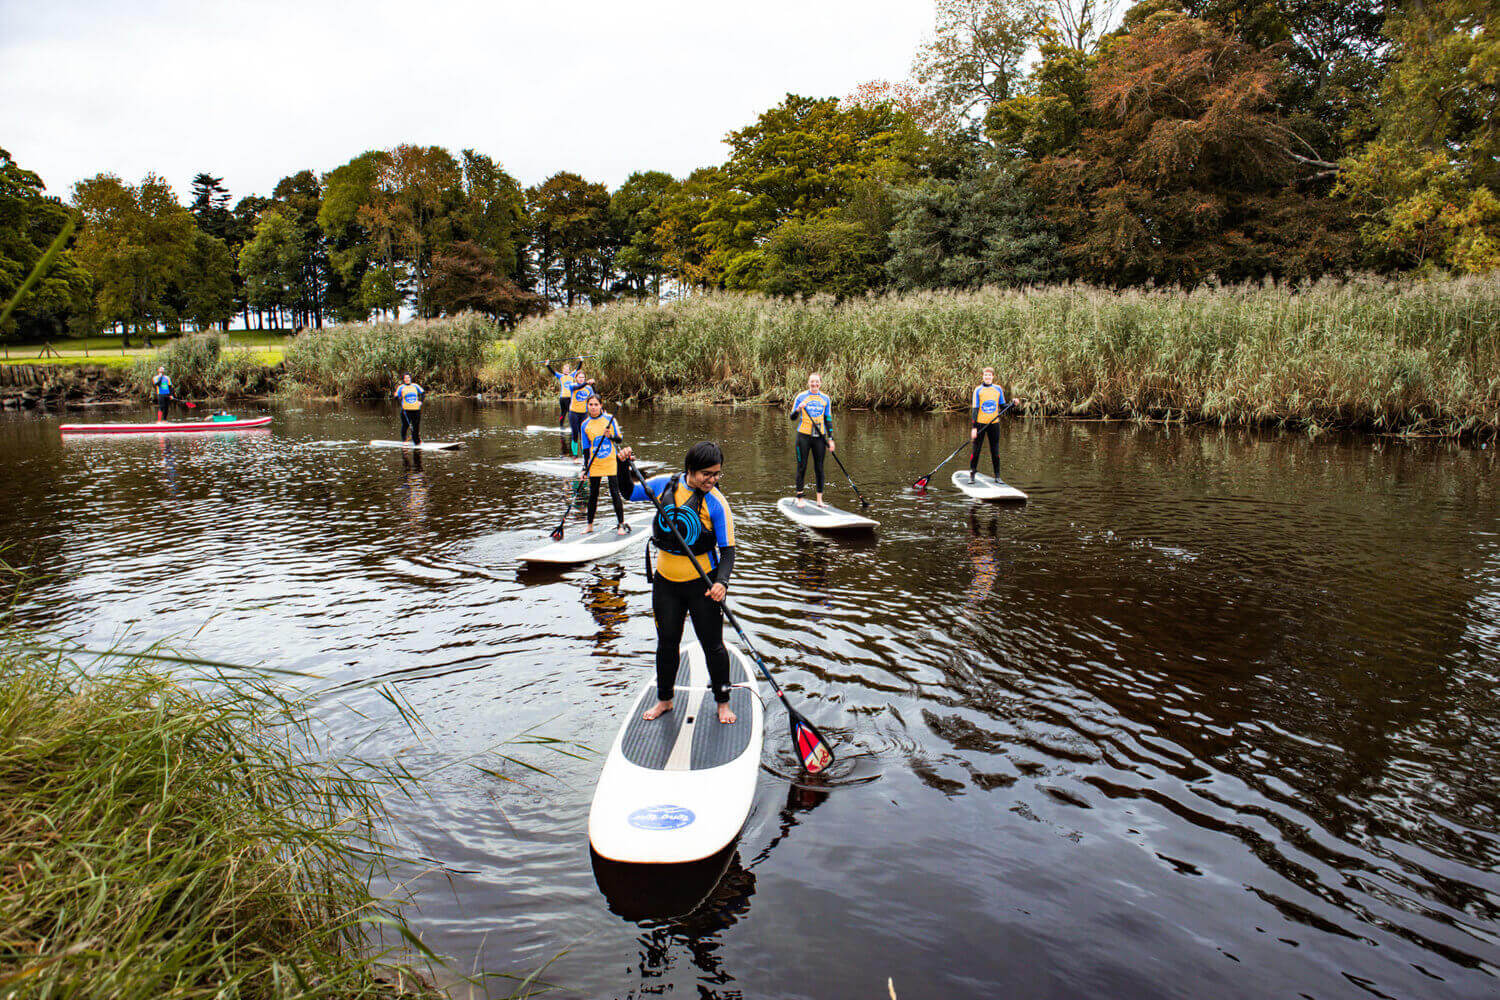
[
  {"left": 619, "top": 441, "right": 738, "bottom": 725},
  {"left": 579, "top": 395, "right": 630, "bottom": 536},
  {"left": 567, "top": 370, "right": 596, "bottom": 460},
  {"left": 393, "top": 373, "right": 424, "bottom": 447},
  {"left": 968, "top": 366, "right": 1008, "bottom": 482},
  {"left": 544, "top": 361, "right": 576, "bottom": 424},
  {"left": 790, "top": 373, "right": 835, "bottom": 508}
]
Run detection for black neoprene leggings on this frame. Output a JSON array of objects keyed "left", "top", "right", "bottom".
[
  {"left": 653, "top": 573, "right": 731, "bottom": 704},
  {"left": 156, "top": 395, "right": 173, "bottom": 419},
  {"left": 586, "top": 473, "right": 625, "bottom": 526},
  {"left": 558, "top": 398, "right": 569, "bottom": 421},
  {"left": 568, "top": 410, "right": 585, "bottom": 449},
  {"left": 794, "top": 432, "right": 827, "bottom": 495},
  {"left": 970, "top": 421, "right": 999, "bottom": 475},
  {"left": 400, "top": 409, "right": 422, "bottom": 446}
]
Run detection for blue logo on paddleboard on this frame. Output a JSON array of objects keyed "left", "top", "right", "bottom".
[{"left": 628, "top": 804, "right": 695, "bottom": 831}]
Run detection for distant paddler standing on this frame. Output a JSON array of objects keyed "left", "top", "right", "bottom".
[
  {"left": 790, "top": 373, "right": 835, "bottom": 507},
  {"left": 619, "top": 441, "right": 738, "bottom": 725},
  {"left": 567, "top": 369, "right": 597, "bottom": 461},
  {"left": 579, "top": 394, "right": 630, "bottom": 536},
  {"left": 968, "top": 366, "right": 1008, "bottom": 481},
  {"left": 392, "top": 373, "right": 425, "bottom": 447},
  {"left": 544, "top": 360, "right": 578, "bottom": 425},
  {"left": 152, "top": 366, "right": 174, "bottom": 422}
]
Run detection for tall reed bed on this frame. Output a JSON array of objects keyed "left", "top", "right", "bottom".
[
  {"left": 497, "top": 276, "right": 1500, "bottom": 437},
  {"left": 0, "top": 645, "right": 439, "bottom": 999},
  {"left": 283, "top": 314, "right": 500, "bottom": 398}
]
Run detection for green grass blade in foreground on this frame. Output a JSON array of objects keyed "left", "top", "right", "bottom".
[{"left": 0, "top": 641, "right": 450, "bottom": 998}]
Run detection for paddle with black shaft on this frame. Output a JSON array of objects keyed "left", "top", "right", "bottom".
[
  {"left": 913, "top": 402, "right": 1012, "bottom": 489},
  {"left": 806, "top": 421, "right": 869, "bottom": 509},
  {"left": 547, "top": 437, "right": 599, "bottom": 541},
  {"left": 619, "top": 454, "right": 836, "bottom": 774}
]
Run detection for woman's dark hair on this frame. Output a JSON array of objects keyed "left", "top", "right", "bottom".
[{"left": 684, "top": 440, "right": 723, "bottom": 473}]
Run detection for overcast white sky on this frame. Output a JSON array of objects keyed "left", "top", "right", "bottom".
[{"left": 1, "top": 0, "right": 936, "bottom": 204}]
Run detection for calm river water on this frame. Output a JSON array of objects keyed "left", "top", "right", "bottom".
[{"left": 2, "top": 400, "right": 1498, "bottom": 999}]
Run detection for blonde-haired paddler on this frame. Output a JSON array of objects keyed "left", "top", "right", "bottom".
[{"left": 790, "top": 373, "right": 834, "bottom": 508}]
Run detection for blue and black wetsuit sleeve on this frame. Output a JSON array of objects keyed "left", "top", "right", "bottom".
[{"left": 706, "top": 492, "right": 735, "bottom": 585}]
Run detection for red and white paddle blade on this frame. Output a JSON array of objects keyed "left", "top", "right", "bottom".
[{"left": 793, "top": 717, "right": 835, "bottom": 774}]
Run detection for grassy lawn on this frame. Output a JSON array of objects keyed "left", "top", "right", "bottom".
[
  {"left": 1, "top": 330, "right": 296, "bottom": 359},
  {"left": 0, "top": 340, "right": 285, "bottom": 369},
  {"left": 0, "top": 354, "right": 137, "bottom": 369}
]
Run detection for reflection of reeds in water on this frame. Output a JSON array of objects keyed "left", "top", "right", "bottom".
[
  {"left": 503, "top": 276, "right": 1500, "bottom": 437},
  {"left": 0, "top": 636, "right": 444, "bottom": 998}
]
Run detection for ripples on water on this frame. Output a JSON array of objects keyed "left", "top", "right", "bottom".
[{"left": 2, "top": 402, "right": 1498, "bottom": 999}]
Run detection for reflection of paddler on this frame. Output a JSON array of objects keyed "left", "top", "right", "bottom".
[
  {"left": 392, "top": 373, "right": 425, "bottom": 446},
  {"left": 401, "top": 451, "right": 427, "bottom": 521},
  {"left": 790, "top": 372, "right": 835, "bottom": 508},
  {"left": 583, "top": 569, "right": 628, "bottom": 644},
  {"left": 621, "top": 441, "right": 737, "bottom": 725},
  {"left": 579, "top": 395, "right": 629, "bottom": 536},
  {"left": 964, "top": 508, "right": 999, "bottom": 605},
  {"left": 789, "top": 534, "right": 831, "bottom": 613}
]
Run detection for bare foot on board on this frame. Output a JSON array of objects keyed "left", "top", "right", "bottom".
[
  {"left": 717, "top": 703, "right": 737, "bottom": 724},
  {"left": 643, "top": 700, "right": 673, "bottom": 721}
]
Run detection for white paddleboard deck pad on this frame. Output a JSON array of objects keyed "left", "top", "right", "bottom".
[
  {"left": 776, "top": 497, "right": 878, "bottom": 531},
  {"left": 951, "top": 470, "right": 1027, "bottom": 501},
  {"left": 370, "top": 439, "right": 462, "bottom": 451},
  {"left": 508, "top": 458, "right": 660, "bottom": 477},
  {"left": 589, "top": 644, "right": 763, "bottom": 864},
  {"left": 519, "top": 510, "right": 654, "bottom": 565}
]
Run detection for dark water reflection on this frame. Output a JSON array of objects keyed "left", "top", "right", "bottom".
[{"left": 2, "top": 400, "right": 1498, "bottom": 999}]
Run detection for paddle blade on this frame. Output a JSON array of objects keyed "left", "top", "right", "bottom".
[
  {"left": 912, "top": 476, "right": 930, "bottom": 490},
  {"left": 790, "top": 712, "right": 835, "bottom": 774},
  {"left": 549, "top": 525, "right": 565, "bottom": 541},
  {"left": 183, "top": 401, "right": 196, "bottom": 408}
]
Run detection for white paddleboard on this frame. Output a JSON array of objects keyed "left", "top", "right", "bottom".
[
  {"left": 590, "top": 642, "right": 763, "bottom": 864},
  {"left": 776, "top": 497, "right": 878, "bottom": 532},
  {"left": 951, "top": 470, "right": 1027, "bottom": 501},
  {"left": 370, "top": 439, "right": 462, "bottom": 451},
  {"left": 508, "top": 458, "right": 660, "bottom": 478},
  {"left": 519, "top": 510, "right": 654, "bottom": 565},
  {"left": 524, "top": 424, "right": 569, "bottom": 433}
]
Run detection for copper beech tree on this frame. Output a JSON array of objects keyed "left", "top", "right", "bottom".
[{"left": 1032, "top": 12, "right": 1359, "bottom": 286}]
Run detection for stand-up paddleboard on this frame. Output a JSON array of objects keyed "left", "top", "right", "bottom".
[
  {"left": 369, "top": 439, "right": 462, "bottom": 451},
  {"left": 508, "top": 458, "right": 660, "bottom": 478},
  {"left": 590, "top": 643, "right": 763, "bottom": 864},
  {"left": 776, "top": 497, "right": 878, "bottom": 532},
  {"left": 523, "top": 423, "right": 570, "bottom": 433},
  {"left": 60, "top": 416, "right": 272, "bottom": 435},
  {"left": 519, "top": 510, "right": 654, "bottom": 565},
  {"left": 951, "top": 470, "right": 1027, "bottom": 501}
]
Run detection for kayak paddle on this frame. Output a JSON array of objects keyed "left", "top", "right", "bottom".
[
  {"left": 807, "top": 422, "right": 869, "bottom": 509},
  {"left": 620, "top": 454, "right": 836, "bottom": 775},
  {"left": 913, "top": 403, "right": 1011, "bottom": 489}
]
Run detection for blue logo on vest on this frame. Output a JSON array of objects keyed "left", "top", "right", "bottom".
[
  {"left": 657, "top": 506, "right": 702, "bottom": 546},
  {"left": 628, "top": 804, "right": 695, "bottom": 830}
]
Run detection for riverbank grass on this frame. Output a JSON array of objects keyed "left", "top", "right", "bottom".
[
  {"left": 0, "top": 649, "right": 439, "bottom": 999},
  {"left": 500, "top": 276, "right": 1500, "bottom": 438}
]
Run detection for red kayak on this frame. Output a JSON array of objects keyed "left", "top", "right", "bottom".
[{"left": 60, "top": 417, "right": 273, "bottom": 435}]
